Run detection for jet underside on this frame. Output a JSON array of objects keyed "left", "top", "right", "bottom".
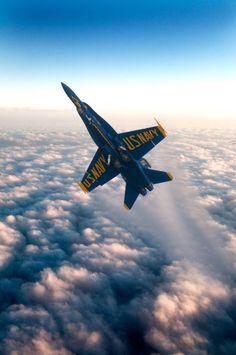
[{"left": 61, "top": 82, "right": 173, "bottom": 209}]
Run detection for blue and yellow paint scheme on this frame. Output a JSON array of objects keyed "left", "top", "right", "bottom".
[{"left": 61, "top": 82, "right": 173, "bottom": 209}]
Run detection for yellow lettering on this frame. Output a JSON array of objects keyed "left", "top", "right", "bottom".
[
  {"left": 87, "top": 173, "right": 95, "bottom": 184},
  {"left": 94, "top": 162, "right": 102, "bottom": 175},
  {"left": 123, "top": 137, "right": 135, "bottom": 150},
  {"left": 98, "top": 158, "right": 106, "bottom": 172},
  {"left": 91, "top": 167, "right": 100, "bottom": 179},
  {"left": 148, "top": 130, "right": 154, "bottom": 139},
  {"left": 122, "top": 138, "right": 129, "bottom": 149},
  {"left": 151, "top": 128, "right": 158, "bottom": 136},
  {"left": 100, "top": 155, "right": 106, "bottom": 163},
  {"left": 129, "top": 135, "right": 141, "bottom": 148},
  {"left": 95, "top": 162, "right": 104, "bottom": 175},
  {"left": 83, "top": 179, "right": 91, "bottom": 188},
  {"left": 137, "top": 133, "right": 147, "bottom": 144},
  {"left": 144, "top": 131, "right": 152, "bottom": 141}
]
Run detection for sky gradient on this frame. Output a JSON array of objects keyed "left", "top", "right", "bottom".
[{"left": 0, "top": 0, "right": 236, "bottom": 128}]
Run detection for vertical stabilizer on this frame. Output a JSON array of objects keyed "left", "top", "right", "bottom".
[{"left": 124, "top": 183, "right": 140, "bottom": 210}]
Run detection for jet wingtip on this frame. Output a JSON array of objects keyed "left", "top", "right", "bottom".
[
  {"left": 78, "top": 181, "right": 89, "bottom": 193},
  {"left": 154, "top": 117, "right": 167, "bottom": 137},
  {"left": 123, "top": 203, "right": 131, "bottom": 210},
  {"left": 167, "top": 172, "right": 174, "bottom": 180}
]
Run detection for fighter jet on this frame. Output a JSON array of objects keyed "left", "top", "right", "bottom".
[{"left": 61, "top": 83, "right": 173, "bottom": 209}]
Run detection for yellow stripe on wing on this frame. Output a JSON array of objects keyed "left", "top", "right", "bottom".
[
  {"left": 154, "top": 118, "right": 167, "bottom": 137},
  {"left": 123, "top": 203, "right": 130, "bottom": 210},
  {"left": 167, "top": 172, "right": 174, "bottom": 180},
  {"left": 91, "top": 123, "right": 115, "bottom": 150},
  {"left": 78, "top": 181, "right": 89, "bottom": 193}
]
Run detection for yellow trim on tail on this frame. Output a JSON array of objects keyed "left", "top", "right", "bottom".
[
  {"left": 78, "top": 181, "right": 89, "bottom": 193},
  {"left": 154, "top": 118, "right": 167, "bottom": 137},
  {"left": 123, "top": 203, "right": 130, "bottom": 210},
  {"left": 167, "top": 172, "right": 173, "bottom": 180}
]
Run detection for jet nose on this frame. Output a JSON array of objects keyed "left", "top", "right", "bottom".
[
  {"left": 61, "top": 82, "right": 69, "bottom": 90},
  {"left": 61, "top": 82, "right": 83, "bottom": 109},
  {"left": 61, "top": 82, "right": 72, "bottom": 96}
]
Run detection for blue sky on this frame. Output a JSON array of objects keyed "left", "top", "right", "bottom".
[{"left": 0, "top": 0, "right": 236, "bottom": 128}]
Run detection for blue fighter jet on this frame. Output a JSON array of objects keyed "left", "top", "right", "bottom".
[{"left": 61, "top": 83, "right": 173, "bottom": 209}]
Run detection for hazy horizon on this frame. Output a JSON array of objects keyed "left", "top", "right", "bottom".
[{"left": 1, "top": 0, "right": 236, "bottom": 129}]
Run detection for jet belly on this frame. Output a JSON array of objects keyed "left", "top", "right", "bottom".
[
  {"left": 81, "top": 114, "right": 115, "bottom": 150},
  {"left": 61, "top": 83, "right": 173, "bottom": 209},
  {"left": 121, "top": 159, "right": 151, "bottom": 192}
]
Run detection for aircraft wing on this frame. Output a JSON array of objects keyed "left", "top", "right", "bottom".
[
  {"left": 78, "top": 148, "right": 118, "bottom": 193},
  {"left": 118, "top": 121, "right": 167, "bottom": 160}
]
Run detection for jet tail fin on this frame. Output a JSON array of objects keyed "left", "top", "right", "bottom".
[
  {"left": 124, "top": 184, "right": 140, "bottom": 210},
  {"left": 144, "top": 168, "right": 173, "bottom": 184}
]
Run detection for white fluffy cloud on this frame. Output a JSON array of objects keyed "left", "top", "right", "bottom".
[
  {"left": 0, "top": 129, "right": 236, "bottom": 354},
  {"left": 146, "top": 261, "right": 231, "bottom": 354}
]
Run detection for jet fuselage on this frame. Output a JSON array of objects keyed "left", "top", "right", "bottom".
[
  {"left": 81, "top": 104, "right": 153, "bottom": 195},
  {"left": 61, "top": 82, "right": 172, "bottom": 209}
]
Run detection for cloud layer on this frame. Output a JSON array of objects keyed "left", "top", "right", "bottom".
[{"left": 0, "top": 129, "right": 236, "bottom": 354}]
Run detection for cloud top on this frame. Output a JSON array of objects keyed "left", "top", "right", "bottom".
[{"left": 0, "top": 129, "right": 236, "bottom": 354}]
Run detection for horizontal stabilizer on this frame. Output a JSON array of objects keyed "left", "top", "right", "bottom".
[
  {"left": 124, "top": 184, "right": 140, "bottom": 210},
  {"left": 144, "top": 168, "right": 173, "bottom": 184}
]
